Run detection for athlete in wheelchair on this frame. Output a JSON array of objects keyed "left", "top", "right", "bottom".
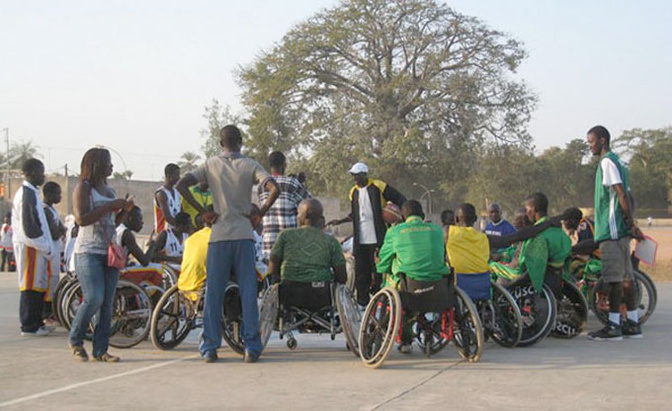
[
  {"left": 358, "top": 200, "right": 483, "bottom": 368},
  {"left": 258, "top": 199, "right": 361, "bottom": 353}
]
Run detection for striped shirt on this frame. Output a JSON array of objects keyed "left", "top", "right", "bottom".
[{"left": 258, "top": 175, "right": 310, "bottom": 257}]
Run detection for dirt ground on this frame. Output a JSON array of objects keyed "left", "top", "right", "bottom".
[{"left": 638, "top": 227, "right": 672, "bottom": 282}]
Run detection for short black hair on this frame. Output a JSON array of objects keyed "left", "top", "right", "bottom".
[
  {"left": 268, "top": 151, "right": 286, "bottom": 170},
  {"left": 175, "top": 212, "right": 191, "bottom": 226},
  {"left": 440, "top": 209, "right": 455, "bottom": 226},
  {"left": 402, "top": 200, "right": 424, "bottom": 219},
  {"left": 458, "top": 203, "right": 478, "bottom": 226},
  {"left": 220, "top": 125, "right": 242, "bottom": 149},
  {"left": 588, "top": 125, "right": 610, "bottom": 145},
  {"left": 561, "top": 207, "right": 582, "bottom": 222},
  {"left": 526, "top": 192, "right": 549, "bottom": 215},
  {"left": 164, "top": 163, "right": 180, "bottom": 177},
  {"left": 22, "top": 158, "right": 44, "bottom": 175},
  {"left": 43, "top": 181, "right": 61, "bottom": 196}
]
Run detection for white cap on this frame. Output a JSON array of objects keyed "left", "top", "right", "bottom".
[{"left": 348, "top": 162, "right": 369, "bottom": 174}]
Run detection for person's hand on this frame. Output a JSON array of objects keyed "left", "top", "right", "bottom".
[
  {"left": 200, "top": 210, "right": 219, "bottom": 225},
  {"left": 109, "top": 199, "right": 127, "bottom": 212},
  {"left": 269, "top": 273, "right": 281, "bottom": 285},
  {"left": 124, "top": 194, "right": 135, "bottom": 212},
  {"left": 326, "top": 219, "right": 339, "bottom": 226},
  {"left": 631, "top": 225, "right": 644, "bottom": 240}
]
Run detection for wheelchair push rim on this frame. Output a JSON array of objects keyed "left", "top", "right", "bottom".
[
  {"left": 334, "top": 284, "right": 361, "bottom": 357},
  {"left": 358, "top": 287, "right": 402, "bottom": 369},
  {"left": 451, "top": 287, "right": 484, "bottom": 362}
]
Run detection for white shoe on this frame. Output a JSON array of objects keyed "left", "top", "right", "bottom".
[
  {"left": 398, "top": 344, "right": 412, "bottom": 354},
  {"left": 21, "top": 326, "right": 51, "bottom": 336}
]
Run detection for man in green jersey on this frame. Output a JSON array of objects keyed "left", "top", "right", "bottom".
[{"left": 587, "top": 125, "right": 643, "bottom": 341}]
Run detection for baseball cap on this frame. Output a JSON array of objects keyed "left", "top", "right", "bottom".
[{"left": 348, "top": 162, "right": 368, "bottom": 175}]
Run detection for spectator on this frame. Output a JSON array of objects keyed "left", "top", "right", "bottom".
[
  {"left": 154, "top": 163, "right": 181, "bottom": 233},
  {"left": 485, "top": 203, "right": 516, "bottom": 237}
]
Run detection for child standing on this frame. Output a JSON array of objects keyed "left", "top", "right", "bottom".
[
  {"left": 42, "top": 181, "right": 66, "bottom": 323},
  {"left": 1, "top": 213, "right": 14, "bottom": 272}
]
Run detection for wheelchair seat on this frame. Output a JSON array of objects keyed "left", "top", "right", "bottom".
[
  {"left": 397, "top": 275, "right": 455, "bottom": 314},
  {"left": 455, "top": 272, "right": 491, "bottom": 302},
  {"left": 279, "top": 280, "right": 333, "bottom": 312}
]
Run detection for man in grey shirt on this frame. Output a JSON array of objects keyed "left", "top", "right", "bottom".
[{"left": 177, "top": 125, "right": 279, "bottom": 363}]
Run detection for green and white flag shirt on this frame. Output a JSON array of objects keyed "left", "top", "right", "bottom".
[{"left": 594, "top": 152, "right": 631, "bottom": 243}]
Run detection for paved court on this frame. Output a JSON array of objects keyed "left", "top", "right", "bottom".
[{"left": 0, "top": 274, "right": 670, "bottom": 410}]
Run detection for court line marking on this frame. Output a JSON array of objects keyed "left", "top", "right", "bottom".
[{"left": 0, "top": 355, "right": 196, "bottom": 408}]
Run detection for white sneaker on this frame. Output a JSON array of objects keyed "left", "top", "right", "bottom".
[
  {"left": 398, "top": 344, "right": 412, "bottom": 354},
  {"left": 21, "top": 326, "right": 51, "bottom": 336}
]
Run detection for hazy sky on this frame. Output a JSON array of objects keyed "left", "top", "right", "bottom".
[{"left": 1, "top": 1, "right": 670, "bottom": 180}]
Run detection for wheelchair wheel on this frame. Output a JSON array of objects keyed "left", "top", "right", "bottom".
[
  {"left": 590, "top": 270, "right": 657, "bottom": 326},
  {"left": 550, "top": 281, "right": 587, "bottom": 339},
  {"left": 482, "top": 282, "right": 523, "bottom": 348},
  {"left": 334, "top": 284, "right": 361, "bottom": 357},
  {"left": 358, "top": 287, "right": 402, "bottom": 369},
  {"left": 221, "top": 283, "right": 245, "bottom": 355},
  {"left": 413, "top": 311, "right": 450, "bottom": 357},
  {"left": 52, "top": 272, "right": 75, "bottom": 326},
  {"left": 508, "top": 281, "right": 557, "bottom": 347},
  {"left": 108, "top": 280, "right": 153, "bottom": 348},
  {"left": 150, "top": 285, "right": 193, "bottom": 350},
  {"left": 451, "top": 287, "right": 484, "bottom": 362},
  {"left": 258, "top": 284, "right": 279, "bottom": 349},
  {"left": 58, "top": 276, "right": 81, "bottom": 330}
]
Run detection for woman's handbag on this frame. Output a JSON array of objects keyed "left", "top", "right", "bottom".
[{"left": 107, "top": 242, "right": 127, "bottom": 269}]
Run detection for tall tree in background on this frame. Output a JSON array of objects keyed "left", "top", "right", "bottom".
[
  {"left": 200, "top": 99, "right": 245, "bottom": 159},
  {"left": 10, "top": 140, "right": 42, "bottom": 170},
  {"left": 178, "top": 151, "right": 201, "bottom": 174},
  {"left": 237, "top": 0, "right": 536, "bottom": 198}
]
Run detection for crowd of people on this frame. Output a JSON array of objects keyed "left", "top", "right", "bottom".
[{"left": 7, "top": 123, "right": 643, "bottom": 364}]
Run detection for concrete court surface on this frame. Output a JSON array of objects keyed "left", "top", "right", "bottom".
[{"left": 0, "top": 273, "right": 670, "bottom": 411}]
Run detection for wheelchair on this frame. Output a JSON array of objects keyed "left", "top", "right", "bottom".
[
  {"left": 150, "top": 282, "right": 245, "bottom": 354},
  {"left": 258, "top": 280, "right": 361, "bottom": 355},
  {"left": 358, "top": 275, "right": 483, "bottom": 369},
  {"left": 456, "top": 273, "right": 523, "bottom": 348}
]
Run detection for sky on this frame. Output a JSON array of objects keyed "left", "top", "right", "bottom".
[{"left": 1, "top": 0, "right": 671, "bottom": 180}]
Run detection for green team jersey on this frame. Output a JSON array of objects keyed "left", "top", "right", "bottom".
[
  {"left": 518, "top": 217, "right": 571, "bottom": 292},
  {"left": 376, "top": 216, "right": 449, "bottom": 284},
  {"left": 594, "top": 151, "right": 632, "bottom": 243}
]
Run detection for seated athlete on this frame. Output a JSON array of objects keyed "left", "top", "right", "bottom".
[
  {"left": 152, "top": 212, "right": 192, "bottom": 269},
  {"left": 376, "top": 200, "right": 450, "bottom": 354},
  {"left": 489, "top": 193, "right": 571, "bottom": 294},
  {"left": 116, "top": 206, "right": 156, "bottom": 266},
  {"left": 446, "top": 203, "right": 491, "bottom": 301}
]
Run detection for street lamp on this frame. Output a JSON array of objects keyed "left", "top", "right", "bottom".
[{"left": 413, "top": 182, "right": 435, "bottom": 216}]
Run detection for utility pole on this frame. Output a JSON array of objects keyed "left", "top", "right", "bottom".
[{"left": 1, "top": 128, "right": 8, "bottom": 201}]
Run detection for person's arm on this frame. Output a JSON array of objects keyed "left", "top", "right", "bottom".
[
  {"left": 44, "top": 209, "right": 60, "bottom": 241},
  {"left": 176, "top": 173, "right": 218, "bottom": 225},
  {"left": 327, "top": 214, "right": 352, "bottom": 226},
  {"left": 612, "top": 183, "right": 642, "bottom": 238},
  {"left": 375, "top": 230, "right": 396, "bottom": 274},
  {"left": 259, "top": 178, "right": 280, "bottom": 218},
  {"left": 268, "top": 254, "right": 282, "bottom": 283},
  {"left": 149, "top": 231, "right": 168, "bottom": 263},
  {"left": 572, "top": 238, "right": 597, "bottom": 255},
  {"left": 73, "top": 182, "right": 125, "bottom": 227},
  {"left": 122, "top": 229, "right": 153, "bottom": 266},
  {"left": 382, "top": 184, "right": 406, "bottom": 207},
  {"left": 155, "top": 190, "right": 177, "bottom": 228},
  {"left": 488, "top": 216, "right": 561, "bottom": 249},
  {"left": 333, "top": 265, "right": 347, "bottom": 284}
]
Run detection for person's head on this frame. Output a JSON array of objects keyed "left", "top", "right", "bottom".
[
  {"left": 561, "top": 207, "right": 583, "bottom": 231},
  {"left": 79, "top": 147, "right": 113, "bottom": 185},
  {"left": 43, "top": 181, "right": 62, "bottom": 205},
  {"left": 401, "top": 200, "right": 424, "bottom": 220},
  {"left": 524, "top": 192, "right": 549, "bottom": 223},
  {"left": 268, "top": 151, "right": 286, "bottom": 175},
  {"left": 456, "top": 203, "right": 477, "bottom": 227},
  {"left": 125, "top": 206, "right": 144, "bottom": 232},
  {"left": 440, "top": 209, "right": 455, "bottom": 227},
  {"left": 587, "top": 125, "right": 610, "bottom": 157},
  {"left": 513, "top": 208, "right": 532, "bottom": 230},
  {"left": 488, "top": 203, "right": 502, "bottom": 224},
  {"left": 348, "top": 162, "right": 369, "bottom": 187},
  {"left": 22, "top": 158, "right": 46, "bottom": 187},
  {"left": 164, "top": 163, "right": 180, "bottom": 186},
  {"left": 198, "top": 181, "right": 209, "bottom": 192},
  {"left": 297, "top": 199, "right": 324, "bottom": 228},
  {"left": 173, "top": 212, "right": 192, "bottom": 235},
  {"left": 220, "top": 125, "right": 243, "bottom": 152}
]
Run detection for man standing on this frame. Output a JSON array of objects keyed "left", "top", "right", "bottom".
[
  {"left": 258, "top": 151, "right": 311, "bottom": 258},
  {"left": 177, "top": 125, "right": 279, "bottom": 363},
  {"left": 485, "top": 203, "right": 516, "bottom": 237},
  {"left": 586, "top": 125, "right": 642, "bottom": 341},
  {"left": 154, "top": 163, "right": 182, "bottom": 233},
  {"left": 328, "top": 162, "right": 406, "bottom": 307}
]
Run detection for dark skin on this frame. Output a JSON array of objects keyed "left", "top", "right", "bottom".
[
  {"left": 488, "top": 205, "right": 502, "bottom": 224},
  {"left": 151, "top": 221, "right": 192, "bottom": 265},
  {"left": 176, "top": 138, "right": 280, "bottom": 225},
  {"left": 120, "top": 211, "right": 156, "bottom": 266},
  {"left": 587, "top": 132, "right": 642, "bottom": 239},
  {"left": 524, "top": 199, "right": 544, "bottom": 224},
  {"left": 44, "top": 187, "right": 66, "bottom": 241},
  {"left": 155, "top": 170, "right": 181, "bottom": 228},
  {"left": 327, "top": 172, "right": 368, "bottom": 226},
  {"left": 268, "top": 200, "right": 347, "bottom": 284},
  {"left": 72, "top": 153, "right": 128, "bottom": 227},
  {"left": 445, "top": 207, "right": 477, "bottom": 265}
]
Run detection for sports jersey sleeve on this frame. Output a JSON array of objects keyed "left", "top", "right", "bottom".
[
  {"left": 521, "top": 236, "right": 549, "bottom": 292},
  {"left": 600, "top": 158, "right": 622, "bottom": 187},
  {"left": 329, "top": 237, "right": 346, "bottom": 267},
  {"left": 271, "top": 230, "right": 285, "bottom": 258}
]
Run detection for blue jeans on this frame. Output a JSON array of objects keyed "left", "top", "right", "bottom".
[
  {"left": 199, "top": 240, "right": 261, "bottom": 357},
  {"left": 69, "top": 253, "right": 119, "bottom": 357}
]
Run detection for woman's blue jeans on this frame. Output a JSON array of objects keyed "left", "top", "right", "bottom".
[{"left": 69, "top": 253, "right": 119, "bottom": 357}]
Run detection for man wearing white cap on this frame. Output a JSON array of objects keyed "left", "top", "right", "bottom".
[{"left": 328, "top": 162, "right": 406, "bottom": 307}]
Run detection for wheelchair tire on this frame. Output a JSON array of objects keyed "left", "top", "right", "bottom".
[
  {"left": 334, "top": 284, "right": 361, "bottom": 357},
  {"left": 258, "top": 284, "right": 279, "bottom": 350},
  {"left": 52, "top": 272, "right": 75, "bottom": 327},
  {"left": 358, "top": 287, "right": 402, "bottom": 369},
  {"left": 483, "top": 282, "right": 523, "bottom": 348},
  {"left": 56, "top": 276, "right": 79, "bottom": 330},
  {"left": 150, "top": 285, "right": 193, "bottom": 350},
  {"left": 590, "top": 269, "right": 657, "bottom": 326},
  {"left": 62, "top": 279, "right": 85, "bottom": 331},
  {"left": 108, "top": 280, "right": 153, "bottom": 349},
  {"left": 508, "top": 281, "right": 557, "bottom": 347},
  {"left": 451, "top": 287, "right": 484, "bottom": 362},
  {"left": 550, "top": 281, "right": 587, "bottom": 339},
  {"left": 221, "top": 283, "right": 245, "bottom": 355}
]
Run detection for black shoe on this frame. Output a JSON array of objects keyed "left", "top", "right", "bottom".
[
  {"left": 244, "top": 349, "right": 260, "bottom": 363},
  {"left": 588, "top": 322, "right": 623, "bottom": 341},
  {"left": 203, "top": 352, "right": 218, "bottom": 363},
  {"left": 622, "top": 320, "right": 643, "bottom": 339}
]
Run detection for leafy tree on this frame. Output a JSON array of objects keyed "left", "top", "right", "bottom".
[
  {"left": 10, "top": 140, "right": 42, "bottom": 170},
  {"left": 113, "top": 170, "right": 134, "bottom": 180},
  {"left": 237, "top": 0, "right": 536, "bottom": 198},
  {"left": 200, "top": 99, "right": 246, "bottom": 159},
  {"left": 178, "top": 151, "right": 201, "bottom": 174}
]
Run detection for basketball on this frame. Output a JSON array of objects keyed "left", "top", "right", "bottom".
[{"left": 382, "top": 202, "right": 403, "bottom": 225}]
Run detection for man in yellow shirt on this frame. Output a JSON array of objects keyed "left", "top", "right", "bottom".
[{"left": 181, "top": 182, "right": 213, "bottom": 229}]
